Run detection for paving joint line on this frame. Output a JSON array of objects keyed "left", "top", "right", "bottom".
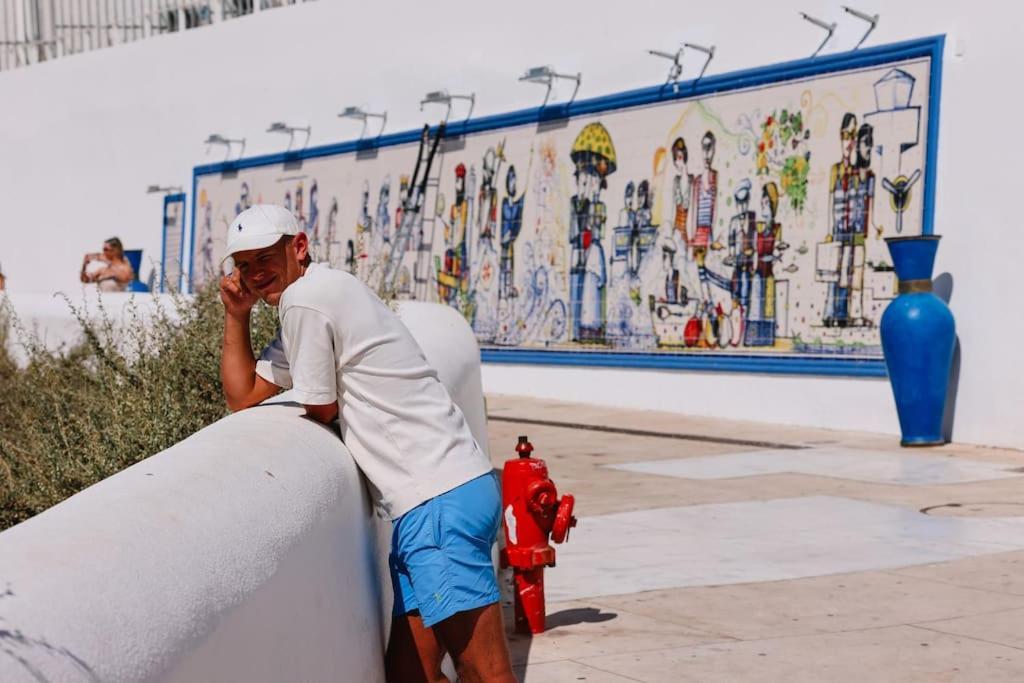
[
  {"left": 567, "top": 658, "right": 649, "bottom": 682},
  {"left": 901, "top": 604, "right": 1024, "bottom": 627},
  {"left": 488, "top": 414, "right": 805, "bottom": 450},
  {"left": 908, "top": 623, "right": 1024, "bottom": 653},
  {"left": 582, "top": 598, "right": 742, "bottom": 643},
  {"left": 878, "top": 568, "right": 1024, "bottom": 599}
]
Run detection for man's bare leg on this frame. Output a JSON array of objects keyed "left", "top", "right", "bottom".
[
  {"left": 386, "top": 613, "right": 449, "bottom": 683},
  {"left": 434, "top": 603, "right": 516, "bottom": 683}
]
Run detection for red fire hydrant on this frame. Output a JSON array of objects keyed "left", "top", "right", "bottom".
[{"left": 500, "top": 435, "right": 577, "bottom": 634}]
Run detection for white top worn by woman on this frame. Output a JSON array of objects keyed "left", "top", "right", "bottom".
[{"left": 255, "top": 262, "right": 492, "bottom": 519}]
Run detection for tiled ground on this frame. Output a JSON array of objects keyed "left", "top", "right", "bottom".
[{"left": 486, "top": 395, "right": 1024, "bottom": 682}]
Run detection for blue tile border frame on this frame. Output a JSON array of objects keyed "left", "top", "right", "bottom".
[
  {"left": 190, "top": 36, "right": 945, "bottom": 378},
  {"left": 161, "top": 192, "right": 187, "bottom": 294}
]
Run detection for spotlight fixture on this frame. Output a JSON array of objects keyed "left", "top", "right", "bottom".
[
  {"left": 339, "top": 106, "right": 388, "bottom": 139},
  {"left": 266, "top": 121, "right": 312, "bottom": 151},
  {"left": 682, "top": 43, "right": 716, "bottom": 81},
  {"left": 204, "top": 133, "right": 246, "bottom": 159},
  {"left": 518, "top": 65, "right": 582, "bottom": 107},
  {"left": 843, "top": 5, "right": 879, "bottom": 50},
  {"left": 648, "top": 48, "right": 683, "bottom": 90},
  {"left": 420, "top": 90, "right": 475, "bottom": 124},
  {"left": 800, "top": 12, "right": 836, "bottom": 57}
]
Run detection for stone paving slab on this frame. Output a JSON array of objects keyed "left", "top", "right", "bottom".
[
  {"left": 586, "top": 571, "right": 1024, "bottom": 640},
  {"left": 574, "top": 625, "right": 1024, "bottom": 683},
  {"left": 486, "top": 395, "right": 1024, "bottom": 682},
  {"left": 606, "top": 448, "right": 1024, "bottom": 485},
  {"left": 887, "top": 550, "right": 1024, "bottom": 596}
]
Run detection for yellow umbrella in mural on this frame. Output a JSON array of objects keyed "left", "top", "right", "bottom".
[{"left": 571, "top": 122, "right": 617, "bottom": 176}]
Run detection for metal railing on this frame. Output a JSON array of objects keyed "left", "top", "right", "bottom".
[{"left": 0, "top": 0, "right": 311, "bottom": 72}]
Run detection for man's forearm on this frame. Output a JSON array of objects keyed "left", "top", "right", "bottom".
[{"left": 222, "top": 312, "right": 258, "bottom": 409}]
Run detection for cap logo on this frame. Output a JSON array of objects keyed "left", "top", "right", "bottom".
[{"left": 237, "top": 224, "right": 243, "bottom": 231}]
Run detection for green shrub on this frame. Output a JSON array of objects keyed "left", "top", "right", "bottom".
[{"left": 0, "top": 287, "right": 279, "bottom": 531}]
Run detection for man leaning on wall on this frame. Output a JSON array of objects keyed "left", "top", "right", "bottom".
[{"left": 218, "top": 204, "right": 516, "bottom": 683}]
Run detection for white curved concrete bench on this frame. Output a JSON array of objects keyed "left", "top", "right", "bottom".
[{"left": 0, "top": 300, "right": 487, "bottom": 683}]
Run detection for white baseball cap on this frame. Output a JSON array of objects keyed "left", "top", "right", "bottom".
[{"left": 223, "top": 204, "right": 299, "bottom": 263}]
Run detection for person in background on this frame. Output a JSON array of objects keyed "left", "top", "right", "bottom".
[
  {"left": 80, "top": 237, "right": 134, "bottom": 292},
  {"left": 0, "top": 262, "right": 6, "bottom": 291}
]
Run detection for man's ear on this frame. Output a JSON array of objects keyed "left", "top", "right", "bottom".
[{"left": 292, "top": 232, "right": 310, "bottom": 263}]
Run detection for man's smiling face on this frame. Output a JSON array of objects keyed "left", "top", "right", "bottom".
[{"left": 231, "top": 233, "right": 309, "bottom": 306}]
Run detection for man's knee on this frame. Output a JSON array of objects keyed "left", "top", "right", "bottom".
[{"left": 453, "top": 656, "right": 512, "bottom": 683}]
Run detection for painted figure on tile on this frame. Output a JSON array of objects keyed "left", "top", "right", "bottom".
[
  {"left": 307, "top": 180, "right": 320, "bottom": 245},
  {"left": 823, "top": 114, "right": 859, "bottom": 327},
  {"left": 647, "top": 240, "right": 695, "bottom": 349},
  {"left": 848, "top": 122, "right": 877, "bottom": 324},
  {"left": 607, "top": 181, "right": 637, "bottom": 345},
  {"left": 608, "top": 174, "right": 658, "bottom": 349},
  {"left": 395, "top": 175, "right": 410, "bottom": 249},
  {"left": 727, "top": 179, "right": 757, "bottom": 339},
  {"left": 746, "top": 182, "right": 783, "bottom": 346},
  {"left": 437, "top": 164, "right": 470, "bottom": 307},
  {"left": 376, "top": 176, "right": 391, "bottom": 247},
  {"left": 324, "top": 195, "right": 338, "bottom": 265},
  {"left": 500, "top": 159, "right": 531, "bottom": 302},
  {"left": 618, "top": 182, "right": 637, "bottom": 246},
  {"left": 662, "top": 244, "right": 683, "bottom": 305},
  {"left": 472, "top": 145, "right": 504, "bottom": 342},
  {"left": 356, "top": 182, "right": 371, "bottom": 282},
  {"left": 294, "top": 181, "right": 306, "bottom": 231},
  {"left": 671, "top": 137, "right": 691, "bottom": 252},
  {"left": 579, "top": 184, "right": 608, "bottom": 344},
  {"left": 345, "top": 239, "right": 355, "bottom": 275},
  {"left": 478, "top": 145, "right": 503, "bottom": 241},
  {"left": 569, "top": 174, "right": 592, "bottom": 338},
  {"left": 465, "top": 166, "right": 478, "bottom": 281},
  {"left": 569, "top": 122, "right": 616, "bottom": 343},
  {"left": 631, "top": 180, "right": 655, "bottom": 277},
  {"left": 234, "top": 182, "right": 252, "bottom": 218},
  {"left": 688, "top": 131, "right": 725, "bottom": 309}
]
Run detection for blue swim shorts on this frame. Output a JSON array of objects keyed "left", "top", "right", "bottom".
[{"left": 389, "top": 471, "right": 502, "bottom": 628}]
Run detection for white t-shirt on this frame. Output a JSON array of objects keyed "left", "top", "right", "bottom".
[{"left": 255, "top": 262, "right": 492, "bottom": 519}]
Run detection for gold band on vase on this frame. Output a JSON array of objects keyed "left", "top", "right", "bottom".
[{"left": 897, "top": 279, "right": 933, "bottom": 294}]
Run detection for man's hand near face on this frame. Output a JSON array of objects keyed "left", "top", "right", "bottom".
[
  {"left": 220, "top": 270, "right": 259, "bottom": 319},
  {"left": 220, "top": 270, "right": 279, "bottom": 411}
]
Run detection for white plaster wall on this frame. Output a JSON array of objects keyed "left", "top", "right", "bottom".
[
  {"left": 0, "top": 0, "right": 1018, "bottom": 448},
  {"left": 0, "top": 291, "right": 181, "bottom": 364},
  {"left": 0, "top": 301, "right": 484, "bottom": 682}
]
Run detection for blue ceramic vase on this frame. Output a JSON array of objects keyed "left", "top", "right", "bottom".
[{"left": 880, "top": 235, "right": 956, "bottom": 446}]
